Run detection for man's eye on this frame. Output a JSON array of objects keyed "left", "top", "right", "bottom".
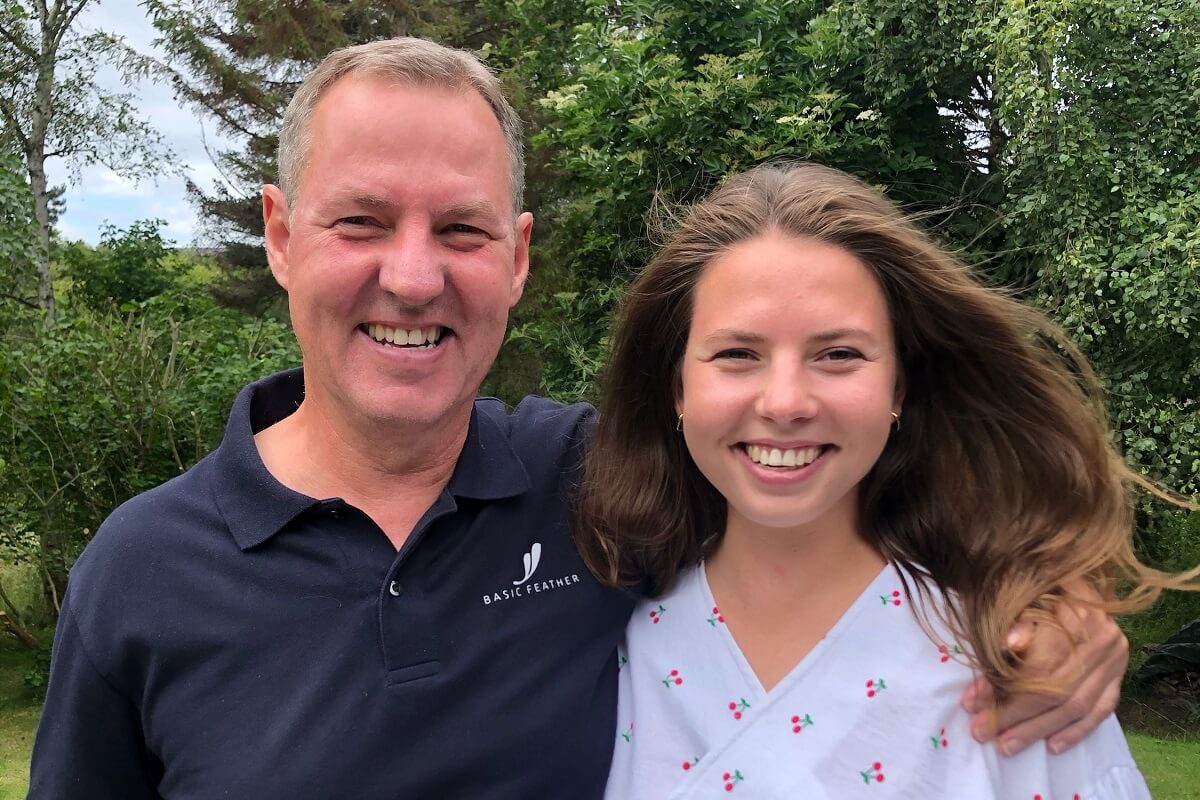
[
  {"left": 445, "top": 223, "right": 487, "bottom": 236},
  {"left": 338, "top": 216, "right": 376, "bottom": 227}
]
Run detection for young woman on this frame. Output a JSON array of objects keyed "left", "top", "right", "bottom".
[{"left": 577, "top": 163, "right": 1197, "bottom": 798}]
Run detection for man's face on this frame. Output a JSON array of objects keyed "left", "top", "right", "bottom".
[{"left": 263, "top": 76, "right": 531, "bottom": 433}]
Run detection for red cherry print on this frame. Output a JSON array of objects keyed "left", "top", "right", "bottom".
[
  {"left": 729, "top": 702, "right": 737, "bottom": 710},
  {"left": 733, "top": 711, "right": 742, "bottom": 719},
  {"left": 675, "top": 677, "right": 683, "bottom": 685},
  {"left": 671, "top": 669, "right": 678, "bottom": 675},
  {"left": 892, "top": 590, "right": 902, "bottom": 606},
  {"left": 724, "top": 785, "right": 733, "bottom": 792},
  {"left": 682, "top": 762, "right": 691, "bottom": 771},
  {"left": 866, "top": 679, "right": 875, "bottom": 687},
  {"left": 1034, "top": 795, "right": 1042, "bottom": 800},
  {"left": 860, "top": 762, "right": 885, "bottom": 785},
  {"left": 723, "top": 773, "right": 731, "bottom": 781},
  {"left": 867, "top": 689, "right": 876, "bottom": 697},
  {"left": 792, "top": 725, "right": 801, "bottom": 733}
]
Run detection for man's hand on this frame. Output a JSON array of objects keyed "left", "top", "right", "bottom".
[{"left": 961, "top": 592, "right": 1129, "bottom": 757}]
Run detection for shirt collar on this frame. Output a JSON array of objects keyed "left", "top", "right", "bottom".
[{"left": 212, "top": 369, "right": 530, "bottom": 551}]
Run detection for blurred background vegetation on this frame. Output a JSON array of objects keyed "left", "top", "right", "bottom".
[{"left": 1, "top": 0, "right": 1197, "bottom": 794}]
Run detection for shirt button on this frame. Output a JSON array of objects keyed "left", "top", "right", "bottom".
[
  {"left": 388, "top": 580, "right": 402, "bottom": 597},
  {"left": 328, "top": 508, "right": 342, "bottom": 519}
]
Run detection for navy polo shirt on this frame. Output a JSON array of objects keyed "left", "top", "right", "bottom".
[{"left": 29, "top": 369, "right": 634, "bottom": 799}]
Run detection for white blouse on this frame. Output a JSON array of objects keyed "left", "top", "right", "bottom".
[{"left": 606, "top": 563, "right": 1149, "bottom": 799}]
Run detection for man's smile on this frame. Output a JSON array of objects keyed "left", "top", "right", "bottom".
[{"left": 361, "top": 323, "right": 449, "bottom": 349}]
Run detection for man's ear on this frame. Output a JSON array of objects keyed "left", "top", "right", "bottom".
[
  {"left": 508, "top": 212, "right": 534, "bottom": 306},
  {"left": 262, "top": 185, "right": 292, "bottom": 290}
]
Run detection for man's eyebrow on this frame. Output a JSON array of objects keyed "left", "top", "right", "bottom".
[
  {"left": 328, "top": 193, "right": 396, "bottom": 210},
  {"left": 442, "top": 200, "right": 504, "bottom": 221}
]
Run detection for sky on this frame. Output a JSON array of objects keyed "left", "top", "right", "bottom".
[{"left": 50, "top": 0, "right": 237, "bottom": 246}]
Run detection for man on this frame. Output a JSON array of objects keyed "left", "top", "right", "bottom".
[{"left": 29, "top": 38, "right": 1127, "bottom": 799}]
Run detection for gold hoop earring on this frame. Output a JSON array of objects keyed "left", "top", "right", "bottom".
[
  {"left": 890, "top": 411, "right": 901, "bottom": 432},
  {"left": 676, "top": 413, "right": 684, "bottom": 432}
]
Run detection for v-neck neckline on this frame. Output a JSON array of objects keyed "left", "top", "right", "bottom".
[{"left": 697, "top": 560, "right": 892, "bottom": 700}]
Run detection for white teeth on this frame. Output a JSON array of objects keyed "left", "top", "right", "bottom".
[
  {"left": 745, "top": 444, "right": 822, "bottom": 468},
  {"left": 365, "top": 324, "right": 443, "bottom": 347}
]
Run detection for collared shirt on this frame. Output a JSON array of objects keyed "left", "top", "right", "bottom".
[{"left": 29, "top": 369, "right": 634, "bottom": 799}]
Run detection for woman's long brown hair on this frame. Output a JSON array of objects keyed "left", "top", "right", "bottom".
[{"left": 575, "top": 162, "right": 1199, "bottom": 695}]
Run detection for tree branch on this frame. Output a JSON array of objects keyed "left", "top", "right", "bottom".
[
  {"left": 1, "top": 293, "right": 41, "bottom": 310},
  {"left": 0, "top": 96, "right": 31, "bottom": 154},
  {"left": 0, "top": 18, "right": 38, "bottom": 61}
]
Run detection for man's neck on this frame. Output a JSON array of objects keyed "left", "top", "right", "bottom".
[{"left": 254, "top": 397, "right": 471, "bottom": 549}]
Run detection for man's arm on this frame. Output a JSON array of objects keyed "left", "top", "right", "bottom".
[
  {"left": 962, "top": 587, "right": 1129, "bottom": 756},
  {"left": 28, "top": 597, "right": 163, "bottom": 799}
]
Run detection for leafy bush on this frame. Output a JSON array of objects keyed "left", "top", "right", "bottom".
[
  {"left": 0, "top": 293, "right": 299, "bottom": 617},
  {"left": 60, "top": 219, "right": 180, "bottom": 311}
]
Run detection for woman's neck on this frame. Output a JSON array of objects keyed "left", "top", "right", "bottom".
[{"left": 704, "top": 505, "right": 886, "bottom": 691}]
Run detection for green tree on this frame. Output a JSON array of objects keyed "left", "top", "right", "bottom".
[
  {"left": 0, "top": 144, "right": 38, "bottom": 317},
  {"left": 503, "top": 0, "right": 990, "bottom": 399},
  {"left": 61, "top": 219, "right": 179, "bottom": 311},
  {"left": 0, "top": 0, "right": 172, "bottom": 324},
  {"left": 992, "top": 0, "right": 1200, "bottom": 499}
]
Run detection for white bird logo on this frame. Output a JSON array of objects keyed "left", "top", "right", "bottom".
[{"left": 513, "top": 542, "right": 542, "bottom": 586}]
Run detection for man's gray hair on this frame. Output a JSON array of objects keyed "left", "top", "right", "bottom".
[{"left": 278, "top": 37, "right": 525, "bottom": 214}]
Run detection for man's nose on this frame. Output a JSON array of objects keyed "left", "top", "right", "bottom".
[
  {"left": 754, "top": 362, "right": 819, "bottom": 423},
  {"left": 377, "top": 226, "right": 446, "bottom": 306}
]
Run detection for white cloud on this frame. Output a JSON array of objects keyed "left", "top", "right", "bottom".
[{"left": 46, "top": 0, "right": 241, "bottom": 245}]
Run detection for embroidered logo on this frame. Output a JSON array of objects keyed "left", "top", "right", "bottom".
[
  {"left": 481, "top": 541, "right": 583, "bottom": 607},
  {"left": 513, "top": 542, "right": 542, "bottom": 586}
]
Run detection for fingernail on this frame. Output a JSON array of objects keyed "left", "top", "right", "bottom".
[
  {"left": 971, "top": 723, "right": 988, "bottom": 743},
  {"left": 1000, "top": 739, "right": 1020, "bottom": 757},
  {"left": 1048, "top": 739, "right": 1064, "bottom": 755}
]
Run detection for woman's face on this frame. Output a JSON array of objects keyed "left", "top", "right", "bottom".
[{"left": 676, "top": 231, "right": 902, "bottom": 539}]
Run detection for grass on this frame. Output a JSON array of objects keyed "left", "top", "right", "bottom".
[
  {"left": 0, "top": 639, "right": 40, "bottom": 800},
  {"left": 0, "top": 636, "right": 1195, "bottom": 797},
  {"left": 1126, "top": 731, "right": 1200, "bottom": 797}
]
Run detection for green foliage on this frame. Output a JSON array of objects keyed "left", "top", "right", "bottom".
[
  {"left": 500, "top": 0, "right": 991, "bottom": 400},
  {"left": 0, "top": 146, "right": 37, "bottom": 311},
  {"left": 994, "top": 0, "right": 1200, "bottom": 496},
  {"left": 0, "top": 293, "right": 299, "bottom": 614},
  {"left": 60, "top": 220, "right": 179, "bottom": 311}
]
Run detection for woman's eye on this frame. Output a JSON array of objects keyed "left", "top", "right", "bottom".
[
  {"left": 823, "top": 348, "right": 862, "bottom": 362},
  {"left": 714, "top": 349, "right": 755, "bottom": 360}
]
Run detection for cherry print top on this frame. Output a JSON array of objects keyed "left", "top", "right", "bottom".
[{"left": 605, "top": 563, "right": 1149, "bottom": 800}]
